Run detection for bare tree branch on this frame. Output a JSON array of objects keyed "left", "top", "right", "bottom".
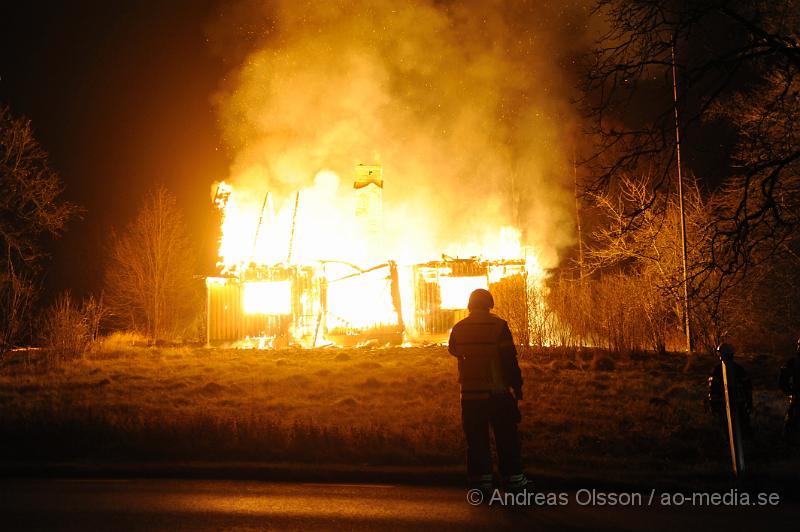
[
  {"left": 0, "top": 105, "right": 80, "bottom": 354},
  {"left": 104, "top": 186, "right": 200, "bottom": 341}
]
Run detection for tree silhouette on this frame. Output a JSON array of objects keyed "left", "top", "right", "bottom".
[
  {"left": 582, "top": 0, "right": 800, "bottom": 274},
  {"left": 104, "top": 185, "right": 199, "bottom": 341},
  {"left": 0, "top": 105, "right": 79, "bottom": 354}
]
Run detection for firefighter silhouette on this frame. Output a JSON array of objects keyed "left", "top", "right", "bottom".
[
  {"left": 779, "top": 338, "right": 800, "bottom": 444},
  {"left": 707, "top": 343, "right": 753, "bottom": 439},
  {"left": 448, "top": 288, "right": 528, "bottom": 495}
]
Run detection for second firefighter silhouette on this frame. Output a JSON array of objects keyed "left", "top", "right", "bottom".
[
  {"left": 448, "top": 288, "right": 527, "bottom": 493},
  {"left": 779, "top": 338, "right": 800, "bottom": 444},
  {"left": 707, "top": 343, "right": 753, "bottom": 439}
]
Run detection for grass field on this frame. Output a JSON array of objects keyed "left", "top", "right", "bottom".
[{"left": 0, "top": 340, "right": 796, "bottom": 482}]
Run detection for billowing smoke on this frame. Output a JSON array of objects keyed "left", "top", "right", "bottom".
[{"left": 208, "top": 0, "right": 592, "bottom": 268}]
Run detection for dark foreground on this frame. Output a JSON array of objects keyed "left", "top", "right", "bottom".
[
  {"left": 2, "top": 346, "right": 796, "bottom": 479},
  {"left": 0, "top": 478, "right": 796, "bottom": 531}
]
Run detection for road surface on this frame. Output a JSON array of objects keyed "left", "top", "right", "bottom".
[{"left": 0, "top": 478, "right": 795, "bottom": 531}]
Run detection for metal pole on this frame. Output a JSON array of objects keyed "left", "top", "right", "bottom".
[
  {"left": 573, "top": 147, "right": 584, "bottom": 280},
  {"left": 671, "top": 43, "right": 692, "bottom": 354}
]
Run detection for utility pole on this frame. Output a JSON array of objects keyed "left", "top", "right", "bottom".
[
  {"left": 573, "top": 147, "right": 584, "bottom": 280},
  {"left": 672, "top": 42, "right": 692, "bottom": 354}
]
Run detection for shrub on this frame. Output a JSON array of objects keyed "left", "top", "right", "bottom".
[{"left": 41, "top": 293, "right": 107, "bottom": 365}]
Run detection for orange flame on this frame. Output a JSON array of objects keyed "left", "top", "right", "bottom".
[{"left": 210, "top": 167, "right": 544, "bottom": 346}]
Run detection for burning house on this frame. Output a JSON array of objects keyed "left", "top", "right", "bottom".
[{"left": 206, "top": 165, "right": 538, "bottom": 348}]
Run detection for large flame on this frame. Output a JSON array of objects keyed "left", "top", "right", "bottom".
[
  {"left": 202, "top": 0, "right": 590, "bottom": 348},
  {"left": 215, "top": 170, "right": 532, "bottom": 273},
  {"left": 210, "top": 167, "right": 543, "bottom": 347},
  {"left": 243, "top": 281, "right": 292, "bottom": 315}
]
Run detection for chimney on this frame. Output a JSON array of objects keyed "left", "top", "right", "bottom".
[{"left": 354, "top": 164, "right": 383, "bottom": 260}]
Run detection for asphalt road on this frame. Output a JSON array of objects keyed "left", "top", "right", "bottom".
[{"left": 0, "top": 479, "right": 796, "bottom": 531}]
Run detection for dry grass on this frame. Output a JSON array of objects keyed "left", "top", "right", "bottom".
[{"left": 0, "top": 343, "right": 794, "bottom": 477}]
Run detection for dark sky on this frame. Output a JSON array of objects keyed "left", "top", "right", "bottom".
[
  {"left": 0, "top": 0, "right": 228, "bottom": 298},
  {"left": 0, "top": 0, "right": 744, "bottom": 301}
]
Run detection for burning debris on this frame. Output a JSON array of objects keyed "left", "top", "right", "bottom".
[
  {"left": 206, "top": 256, "right": 532, "bottom": 348},
  {"left": 412, "top": 257, "right": 529, "bottom": 338},
  {"left": 206, "top": 165, "right": 541, "bottom": 348},
  {"left": 200, "top": 0, "right": 583, "bottom": 348}
]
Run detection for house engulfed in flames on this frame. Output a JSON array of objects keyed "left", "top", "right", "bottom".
[{"left": 206, "top": 165, "right": 539, "bottom": 348}]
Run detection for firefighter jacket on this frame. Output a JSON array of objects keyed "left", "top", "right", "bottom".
[
  {"left": 707, "top": 361, "right": 753, "bottom": 413},
  {"left": 448, "top": 310, "right": 523, "bottom": 400}
]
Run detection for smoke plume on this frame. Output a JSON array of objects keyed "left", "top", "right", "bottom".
[{"left": 208, "top": 0, "right": 593, "bottom": 267}]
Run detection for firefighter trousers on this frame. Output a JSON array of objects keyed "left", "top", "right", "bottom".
[{"left": 461, "top": 392, "right": 523, "bottom": 482}]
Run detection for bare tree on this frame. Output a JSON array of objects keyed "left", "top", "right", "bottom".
[
  {"left": 41, "top": 292, "right": 107, "bottom": 366},
  {"left": 0, "top": 105, "right": 80, "bottom": 355},
  {"left": 104, "top": 186, "right": 199, "bottom": 341},
  {"left": 587, "top": 174, "right": 744, "bottom": 352},
  {"left": 590, "top": 176, "right": 709, "bottom": 291},
  {"left": 711, "top": 68, "right": 800, "bottom": 273},
  {"left": 583, "top": 0, "right": 800, "bottom": 273}
]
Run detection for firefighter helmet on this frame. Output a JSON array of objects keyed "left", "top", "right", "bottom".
[
  {"left": 717, "top": 343, "right": 735, "bottom": 360},
  {"left": 467, "top": 288, "right": 494, "bottom": 311}
]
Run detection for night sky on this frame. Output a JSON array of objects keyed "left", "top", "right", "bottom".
[
  {"left": 0, "top": 0, "right": 738, "bottom": 300},
  {"left": 0, "top": 0, "right": 228, "bottom": 297}
]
